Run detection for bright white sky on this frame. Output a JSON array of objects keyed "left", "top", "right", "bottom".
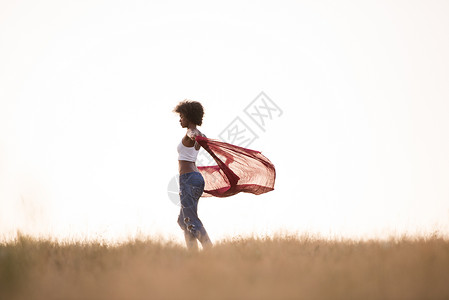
[{"left": 1, "top": 0, "right": 448, "bottom": 243}]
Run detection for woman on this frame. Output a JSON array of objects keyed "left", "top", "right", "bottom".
[{"left": 173, "top": 100, "right": 213, "bottom": 250}]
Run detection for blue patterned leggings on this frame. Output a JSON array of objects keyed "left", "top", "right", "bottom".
[{"left": 177, "top": 171, "right": 212, "bottom": 249}]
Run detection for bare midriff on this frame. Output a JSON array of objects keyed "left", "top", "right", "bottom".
[{"left": 178, "top": 160, "right": 199, "bottom": 175}]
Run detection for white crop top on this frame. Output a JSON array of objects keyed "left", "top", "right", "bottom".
[{"left": 177, "top": 139, "right": 200, "bottom": 162}]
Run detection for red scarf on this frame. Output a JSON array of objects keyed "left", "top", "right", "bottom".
[{"left": 195, "top": 136, "right": 276, "bottom": 197}]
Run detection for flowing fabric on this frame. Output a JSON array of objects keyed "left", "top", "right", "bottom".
[{"left": 195, "top": 136, "right": 276, "bottom": 198}]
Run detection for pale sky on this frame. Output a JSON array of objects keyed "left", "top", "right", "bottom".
[{"left": 1, "top": 0, "right": 448, "bottom": 243}]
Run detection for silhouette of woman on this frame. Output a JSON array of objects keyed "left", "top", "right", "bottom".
[{"left": 173, "top": 100, "right": 212, "bottom": 250}]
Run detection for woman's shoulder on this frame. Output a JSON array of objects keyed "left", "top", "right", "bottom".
[{"left": 187, "top": 128, "right": 206, "bottom": 140}]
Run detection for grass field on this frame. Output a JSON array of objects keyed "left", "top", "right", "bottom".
[{"left": 1, "top": 233, "right": 449, "bottom": 300}]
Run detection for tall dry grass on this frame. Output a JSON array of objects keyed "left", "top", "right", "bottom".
[{"left": 1, "top": 233, "right": 449, "bottom": 300}]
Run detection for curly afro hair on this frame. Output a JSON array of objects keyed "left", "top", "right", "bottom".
[{"left": 173, "top": 99, "right": 204, "bottom": 126}]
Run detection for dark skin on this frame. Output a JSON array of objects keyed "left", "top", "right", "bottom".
[{"left": 178, "top": 113, "right": 206, "bottom": 175}]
